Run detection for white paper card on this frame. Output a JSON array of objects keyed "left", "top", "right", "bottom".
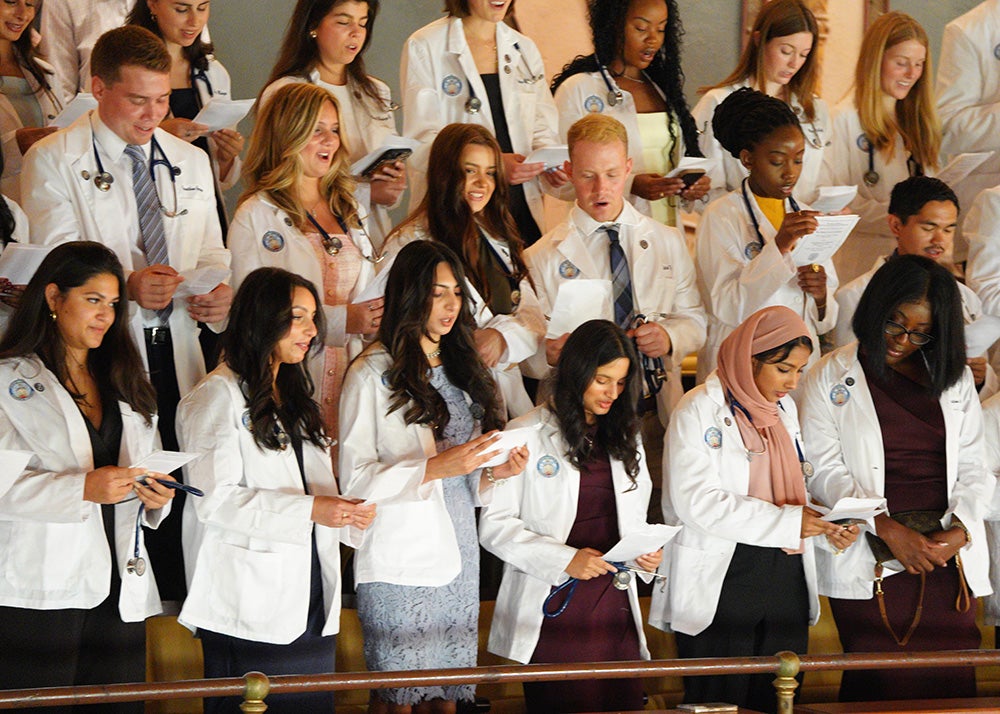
[
  {"left": 664, "top": 156, "right": 716, "bottom": 178},
  {"left": 350, "top": 135, "right": 421, "bottom": 176},
  {"left": 810, "top": 185, "right": 857, "bottom": 214},
  {"left": 173, "top": 266, "right": 230, "bottom": 298},
  {"left": 0, "top": 243, "right": 51, "bottom": 283},
  {"left": 131, "top": 450, "right": 201, "bottom": 475},
  {"left": 789, "top": 214, "right": 860, "bottom": 267},
  {"left": 546, "top": 279, "right": 610, "bottom": 338},
  {"left": 50, "top": 94, "right": 97, "bottom": 128},
  {"left": 476, "top": 425, "right": 540, "bottom": 468},
  {"left": 966, "top": 315, "right": 1000, "bottom": 357},
  {"left": 525, "top": 145, "right": 569, "bottom": 170},
  {"left": 816, "top": 496, "right": 887, "bottom": 524},
  {"left": 936, "top": 152, "right": 993, "bottom": 187},
  {"left": 352, "top": 254, "right": 394, "bottom": 304},
  {"left": 602, "top": 524, "right": 681, "bottom": 562},
  {"left": 192, "top": 98, "right": 254, "bottom": 132}
]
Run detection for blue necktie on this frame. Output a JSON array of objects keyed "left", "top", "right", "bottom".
[
  {"left": 605, "top": 224, "right": 633, "bottom": 329},
  {"left": 125, "top": 144, "right": 172, "bottom": 321}
]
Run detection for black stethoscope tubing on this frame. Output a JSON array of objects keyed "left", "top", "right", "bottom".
[{"left": 739, "top": 178, "right": 800, "bottom": 248}]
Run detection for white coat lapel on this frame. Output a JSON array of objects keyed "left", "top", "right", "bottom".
[
  {"left": 554, "top": 225, "right": 600, "bottom": 279},
  {"left": 449, "top": 19, "right": 492, "bottom": 134}
]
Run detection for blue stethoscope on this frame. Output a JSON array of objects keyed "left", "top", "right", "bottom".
[
  {"left": 464, "top": 42, "right": 544, "bottom": 114},
  {"left": 728, "top": 393, "right": 814, "bottom": 477},
  {"left": 87, "top": 116, "right": 186, "bottom": 217},
  {"left": 739, "top": 177, "right": 801, "bottom": 249},
  {"left": 192, "top": 66, "right": 213, "bottom": 101}
]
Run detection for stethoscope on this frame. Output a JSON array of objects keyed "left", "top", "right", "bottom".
[
  {"left": 597, "top": 63, "right": 625, "bottom": 107},
  {"left": 192, "top": 65, "right": 213, "bottom": 102},
  {"left": 464, "top": 41, "right": 544, "bottom": 114},
  {"left": 86, "top": 116, "right": 187, "bottom": 217},
  {"left": 305, "top": 210, "right": 384, "bottom": 264},
  {"left": 728, "top": 394, "right": 814, "bottom": 477},
  {"left": 542, "top": 559, "right": 668, "bottom": 617},
  {"left": 863, "top": 142, "right": 923, "bottom": 187},
  {"left": 739, "top": 178, "right": 800, "bottom": 249},
  {"left": 126, "top": 477, "right": 204, "bottom": 577}
]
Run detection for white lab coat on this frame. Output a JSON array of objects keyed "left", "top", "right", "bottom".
[
  {"left": 964, "top": 185, "right": 1000, "bottom": 318},
  {"left": 553, "top": 69, "right": 693, "bottom": 219},
  {"left": 524, "top": 202, "right": 706, "bottom": 426},
  {"left": 383, "top": 223, "right": 545, "bottom": 416},
  {"left": 818, "top": 100, "right": 921, "bottom": 283},
  {"left": 692, "top": 82, "right": 830, "bottom": 206},
  {"left": 401, "top": 16, "right": 561, "bottom": 230},
  {"left": 338, "top": 345, "right": 494, "bottom": 587},
  {"left": 0, "top": 56, "right": 62, "bottom": 203},
  {"left": 831, "top": 254, "right": 998, "bottom": 399},
  {"left": 479, "top": 405, "right": 655, "bottom": 664},
  {"left": 695, "top": 187, "right": 837, "bottom": 383},
  {"left": 261, "top": 71, "right": 400, "bottom": 249},
  {"left": 937, "top": 0, "right": 1000, "bottom": 262},
  {"left": 227, "top": 192, "right": 377, "bottom": 391},
  {"left": 22, "top": 112, "right": 229, "bottom": 397},
  {"left": 978, "top": 391, "right": 1000, "bottom": 623},
  {"left": 799, "top": 344, "right": 993, "bottom": 600},
  {"left": 648, "top": 373, "right": 819, "bottom": 636},
  {"left": 0, "top": 355, "right": 167, "bottom": 620},
  {"left": 0, "top": 197, "right": 31, "bottom": 335},
  {"left": 176, "top": 365, "right": 345, "bottom": 644}
]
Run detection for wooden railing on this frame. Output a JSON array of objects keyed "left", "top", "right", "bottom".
[{"left": 2, "top": 650, "right": 1000, "bottom": 711}]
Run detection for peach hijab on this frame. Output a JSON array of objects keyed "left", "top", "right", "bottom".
[{"left": 716, "top": 306, "right": 811, "bottom": 507}]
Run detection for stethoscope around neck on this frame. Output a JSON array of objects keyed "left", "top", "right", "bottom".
[
  {"left": 728, "top": 392, "right": 814, "bottom": 477},
  {"left": 597, "top": 63, "right": 625, "bottom": 107},
  {"left": 86, "top": 116, "right": 187, "bottom": 217},
  {"left": 463, "top": 41, "right": 543, "bottom": 114},
  {"left": 739, "top": 178, "right": 800, "bottom": 248},
  {"left": 862, "top": 140, "right": 923, "bottom": 187}
]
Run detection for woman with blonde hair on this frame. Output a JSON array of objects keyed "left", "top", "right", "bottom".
[
  {"left": 820, "top": 12, "right": 940, "bottom": 283},
  {"left": 694, "top": 0, "right": 830, "bottom": 204},
  {"left": 228, "top": 82, "right": 383, "bottom": 451}
]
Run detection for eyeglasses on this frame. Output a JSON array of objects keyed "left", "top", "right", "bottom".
[{"left": 884, "top": 320, "right": 933, "bottom": 346}]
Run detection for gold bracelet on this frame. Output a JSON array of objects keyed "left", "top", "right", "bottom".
[
  {"left": 484, "top": 467, "right": 496, "bottom": 484},
  {"left": 953, "top": 517, "right": 971, "bottom": 545}
]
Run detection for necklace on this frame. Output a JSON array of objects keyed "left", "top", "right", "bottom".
[{"left": 426, "top": 348, "right": 442, "bottom": 359}]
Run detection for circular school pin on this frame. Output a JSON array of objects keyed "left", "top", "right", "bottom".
[
  {"left": 284, "top": 217, "right": 293, "bottom": 227},
  {"left": 558, "top": 260, "right": 579, "bottom": 279},
  {"left": 639, "top": 240, "right": 649, "bottom": 249},
  {"left": 126, "top": 556, "right": 146, "bottom": 576},
  {"left": 801, "top": 461, "right": 815, "bottom": 478},
  {"left": 504, "top": 54, "right": 511, "bottom": 63},
  {"left": 845, "top": 377, "right": 855, "bottom": 387},
  {"left": 724, "top": 417, "right": 732, "bottom": 426},
  {"left": 34, "top": 383, "right": 45, "bottom": 392},
  {"left": 241, "top": 410, "right": 253, "bottom": 432},
  {"left": 829, "top": 383, "right": 851, "bottom": 406},
  {"left": 469, "top": 403, "right": 485, "bottom": 420},
  {"left": 503, "top": 65, "right": 511, "bottom": 74},
  {"left": 613, "top": 570, "right": 632, "bottom": 590},
  {"left": 583, "top": 95, "right": 605, "bottom": 113},
  {"left": 704, "top": 426, "right": 723, "bottom": 449},
  {"left": 536, "top": 455, "right": 560, "bottom": 477},
  {"left": 744, "top": 241, "right": 763, "bottom": 260},
  {"left": 262, "top": 231, "right": 285, "bottom": 252},
  {"left": 80, "top": 170, "right": 91, "bottom": 180},
  {"left": 8, "top": 379, "right": 33, "bottom": 400},
  {"left": 441, "top": 75, "right": 463, "bottom": 96},
  {"left": 510, "top": 289, "right": 521, "bottom": 306}
]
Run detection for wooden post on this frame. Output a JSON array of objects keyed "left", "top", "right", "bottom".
[
  {"left": 773, "top": 650, "right": 801, "bottom": 714},
  {"left": 240, "top": 671, "right": 269, "bottom": 713}
]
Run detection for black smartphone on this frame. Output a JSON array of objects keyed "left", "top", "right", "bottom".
[
  {"left": 360, "top": 148, "right": 413, "bottom": 178},
  {"left": 677, "top": 169, "right": 706, "bottom": 187}
]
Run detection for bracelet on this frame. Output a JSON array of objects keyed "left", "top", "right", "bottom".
[
  {"left": 484, "top": 467, "right": 497, "bottom": 484},
  {"left": 953, "top": 517, "right": 971, "bottom": 545}
]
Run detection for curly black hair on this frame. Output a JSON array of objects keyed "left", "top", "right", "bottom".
[{"left": 712, "top": 87, "right": 802, "bottom": 159}]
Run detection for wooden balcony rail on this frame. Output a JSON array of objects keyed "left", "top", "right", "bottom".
[{"left": 2, "top": 649, "right": 1000, "bottom": 711}]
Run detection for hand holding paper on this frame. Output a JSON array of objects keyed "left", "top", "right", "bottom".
[
  {"left": 602, "top": 524, "right": 681, "bottom": 562},
  {"left": 546, "top": 279, "right": 611, "bottom": 338}
]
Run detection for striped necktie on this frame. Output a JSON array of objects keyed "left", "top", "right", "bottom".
[
  {"left": 125, "top": 144, "right": 172, "bottom": 321},
  {"left": 604, "top": 224, "right": 633, "bottom": 329}
]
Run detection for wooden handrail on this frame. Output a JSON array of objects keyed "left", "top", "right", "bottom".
[{"left": 1, "top": 650, "right": 1000, "bottom": 710}]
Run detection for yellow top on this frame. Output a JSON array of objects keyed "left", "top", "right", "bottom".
[
  {"left": 753, "top": 194, "right": 785, "bottom": 232},
  {"left": 636, "top": 111, "right": 679, "bottom": 227}
]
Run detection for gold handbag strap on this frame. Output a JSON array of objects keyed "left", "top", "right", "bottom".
[
  {"left": 955, "top": 552, "right": 971, "bottom": 614},
  {"left": 874, "top": 563, "right": 925, "bottom": 647}
]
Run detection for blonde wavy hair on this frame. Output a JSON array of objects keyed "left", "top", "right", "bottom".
[
  {"left": 854, "top": 11, "right": 940, "bottom": 170},
  {"left": 240, "top": 82, "right": 359, "bottom": 230}
]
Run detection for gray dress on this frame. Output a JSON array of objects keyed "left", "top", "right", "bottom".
[{"left": 356, "top": 365, "right": 481, "bottom": 705}]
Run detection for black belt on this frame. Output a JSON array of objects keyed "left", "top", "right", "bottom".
[{"left": 144, "top": 326, "right": 172, "bottom": 345}]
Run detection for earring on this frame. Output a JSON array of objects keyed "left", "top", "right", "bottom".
[
  {"left": 49, "top": 310, "right": 56, "bottom": 321},
  {"left": 309, "top": 29, "right": 317, "bottom": 38}
]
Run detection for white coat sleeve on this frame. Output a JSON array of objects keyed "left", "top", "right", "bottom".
[
  {"left": 656, "top": 240, "right": 706, "bottom": 368},
  {"left": 337, "top": 357, "right": 436, "bottom": 505},
  {"left": 177, "top": 379, "right": 315, "bottom": 545},
  {"left": 667, "top": 400, "right": 802, "bottom": 547},
  {"left": 965, "top": 189, "right": 1000, "bottom": 316},
  {"left": 481, "top": 277, "right": 545, "bottom": 365},
  {"left": 400, "top": 33, "right": 445, "bottom": 173},
  {"left": 937, "top": 23, "right": 1000, "bottom": 155},
  {"left": 39, "top": 0, "right": 79, "bottom": 106},
  {"left": 944, "top": 372, "right": 993, "bottom": 531}
]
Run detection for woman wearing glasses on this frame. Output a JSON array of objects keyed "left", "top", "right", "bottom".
[
  {"left": 800, "top": 255, "right": 992, "bottom": 702},
  {"left": 228, "top": 83, "right": 383, "bottom": 454}
]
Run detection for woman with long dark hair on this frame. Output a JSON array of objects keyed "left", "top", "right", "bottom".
[
  {"left": 694, "top": 0, "right": 828, "bottom": 205},
  {"left": 551, "top": 0, "right": 707, "bottom": 226},
  {"left": 177, "top": 267, "right": 374, "bottom": 714},
  {"left": 339, "top": 240, "right": 526, "bottom": 713},
  {"left": 0, "top": 241, "right": 175, "bottom": 711},
  {"left": 801, "top": 255, "right": 991, "bottom": 701},
  {"left": 653, "top": 305, "right": 855, "bottom": 713},
  {"left": 260, "top": 0, "right": 404, "bottom": 248},
  {"left": 126, "top": 0, "right": 243, "bottom": 231},
  {"left": 481, "top": 319, "right": 663, "bottom": 713},
  {"left": 385, "top": 123, "right": 543, "bottom": 416}
]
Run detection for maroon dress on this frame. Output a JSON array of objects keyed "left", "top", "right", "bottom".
[
  {"left": 830, "top": 359, "right": 979, "bottom": 701},
  {"left": 523, "top": 436, "right": 644, "bottom": 713}
]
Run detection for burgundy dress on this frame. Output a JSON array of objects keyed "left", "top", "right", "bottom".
[
  {"left": 523, "top": 436, "right": 644, "bottom": 713},
  {"left": 830, "top": 359, "right": 979, "bottom": 701}
]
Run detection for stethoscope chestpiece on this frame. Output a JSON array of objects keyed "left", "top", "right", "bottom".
[
  {"left": 465, "top": 95, "right": 482, "bottom": 115},
  {"left": 94, "top": 172, "right": 114, "bottom": 192},
  {"left": 608, "top": 89, "right": 623, "bottom": 107}
]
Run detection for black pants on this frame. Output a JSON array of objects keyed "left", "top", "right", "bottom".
[
  {"left": 675, "top": 544, "right": 809, "bottom": 714},
  {"left": 142, "top": 329, "right": 186, "bottom": 601}
]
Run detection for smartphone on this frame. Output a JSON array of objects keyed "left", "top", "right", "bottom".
[
  {"left": 677, "top": 168, "right": 706, "bottom": 187},
  {"left": 360, "top": 148, "right": 413, "bottom": 179}
]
